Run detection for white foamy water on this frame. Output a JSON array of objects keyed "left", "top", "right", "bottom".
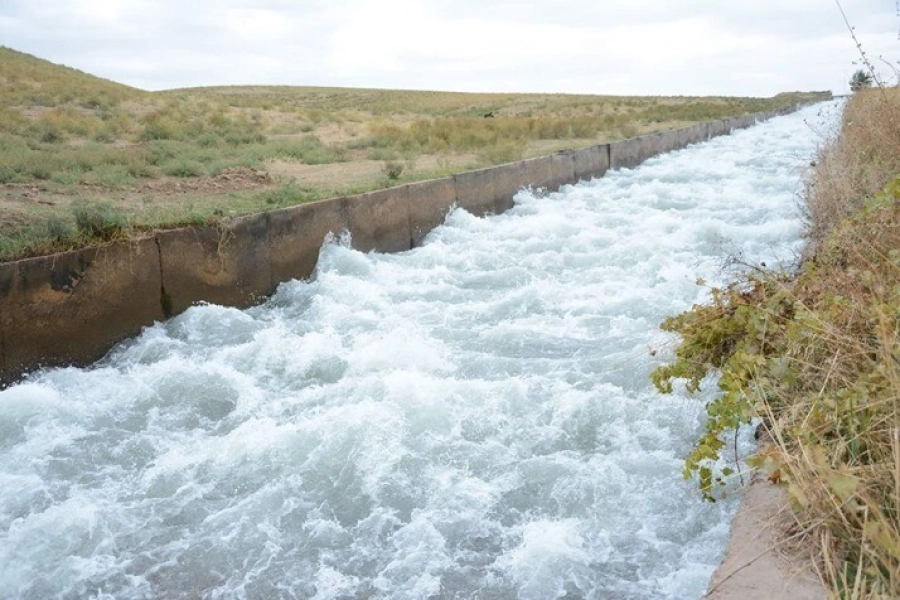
[{"left": 0, "top": 102, "right": 841, "bottom": 600}]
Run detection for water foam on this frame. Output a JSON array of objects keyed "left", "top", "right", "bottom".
[{"left": 0, "top": 102, "right": 842, "bottom": 599}]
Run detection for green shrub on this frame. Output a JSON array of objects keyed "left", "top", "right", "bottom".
[
  {"left": 91, "top": 128, "right": 115, "bottom": 143},
  {"left": 382, "top": 160, "right": 404, "bottom": 180},
  {"left": 72, "top": 202, "right": 128, "bottom": 240},
  {"left": 24, "top": 157, "right": 52, "bottom": 180},
  {"left": 43, "top": 215, "right": 75, "bottom": 241},
  {"left": 40, "top": 127, "right": 64, "bottom": 144},
  {"left": 196, "top": 132, "right": 223, "bottom": 147},
  {"left": 262, "top": 181, "right": 318, "bottom": 206},
  {"left": 162, "top": 158, "right": 205, "bottom": 177},
  {"left": 50, "top": 170, "right": 80, "bottom": 186},
  {"left": 138, "top": 119, "right": 175, "bottom": 141},
  {"left": 0, "top": 164, "right": 18, "bottom": 184},
  {"left": 367, "top": 148, "right": 399, "bottom": 161},
  {"left": 87, "top": 164, "right": 138, "bottom": 187},
  {"left": 224, "top": 130, "right": 265, "bottom": 145},
  {"left": 477, "top": 142, "right": 523, "bottom": 165}
]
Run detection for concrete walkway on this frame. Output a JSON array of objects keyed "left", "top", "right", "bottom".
[{"left": 705, "top": 473, "right": 825, "bottom": 599}]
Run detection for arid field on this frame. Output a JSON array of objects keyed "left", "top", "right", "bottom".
[{"left": 0, "top": 46, "right": 828, "bottom": 260}]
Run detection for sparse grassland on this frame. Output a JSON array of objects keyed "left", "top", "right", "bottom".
[
  {"left": 654, "top": 87, "right": 899, "bottom": 597},
  {"left": 0, "top": 46, "right": 829, "bottom": 261}
]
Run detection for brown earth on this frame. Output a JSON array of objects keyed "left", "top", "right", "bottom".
[{"left": 0, "top": 167, "right": 278, "bottom": 228}]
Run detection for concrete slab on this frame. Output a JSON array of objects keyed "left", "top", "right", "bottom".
[
  {"left": 267, "top": 198, "right": 349, "bottom": 284},
  {"left": 156, "top": 213, "right": 272, "bottom": 314},
  {"left": 0, "top": 238, "right": 163, "bottom": 386},
  {"left": 406, "top": 177, "right": 457, "bottom": 247},
  {"left": 522, "top": 156, "right": 553, "bottom": 192},
  {"left": 492, "top": 162, "right": 529, "bottom": 213},
  {"left": 550, "top": 151, "right": 576, "bottom": 189},
  {"left": 346, "top": 187, "right": 411, "bottom": 253},
  {"left": 454, "top": 168, "right": 497, "bottom": 216},
  {"left": 706, "top": 473, "right": 825, "bottom": 600}
]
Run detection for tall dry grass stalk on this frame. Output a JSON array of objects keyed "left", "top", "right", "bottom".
[
  {"left": 805, "top": 87, "right": 900, "bottom": 246},
  {"left": 764, "top": 89, "right": 899, "bottom": 596},
  {"left": 759, "top": 204, "right": 899, "bottom": 597}
]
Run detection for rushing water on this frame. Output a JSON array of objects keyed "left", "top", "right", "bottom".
[{"left": 0, "top": 102, "right": 841, "bottom": 600}]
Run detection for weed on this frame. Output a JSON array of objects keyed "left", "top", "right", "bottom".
[
  {"left": 92, "top": 129, "right": 116, "bottom": 143},
  {"left": 86, "top": 164, "right": 139, "bottom": 188},
  {"left": 653, "top": 84, "right": 899, "bottom": 597},
  {"left": 804, "top": 88, "right": 900, "bottom": 246},
  {"left": 477, "top": 142, "right": 523, "bottom": 165},
  {"left": 162, "top": 158, "right": 206, "bottom": 178},
  {"left": 382, "top": 160, "right": 404, "bottom": 180},
  {"left": 0, "top": 164, "right": 16, "bottom": 184},
  {"left": 262, "top": 181, "right": 319, "bottom": 206},
  {"left": 72, "top": 202, "right": 128, "bottom": 240},
  {"left": 43, "top": 215, "right": 75, "bottom": 241},
  {"left": 367, "top": 147, "right": 399, "bottom": 161}
]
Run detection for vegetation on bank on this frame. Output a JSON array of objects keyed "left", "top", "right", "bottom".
[
  {"left": 0, "top": 46, "right": 829, "bottom": 262},
  {"left": 653, "top": 87, "right": 899, "bottom": 596}
]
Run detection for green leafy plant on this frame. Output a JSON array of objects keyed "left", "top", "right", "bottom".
[{"left": 652, "top": 273, "right": 794, "bottom": 500}]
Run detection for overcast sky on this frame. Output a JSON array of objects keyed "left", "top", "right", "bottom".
[{"left": 1, "top": 1, "right": 897, "bottom": 96}]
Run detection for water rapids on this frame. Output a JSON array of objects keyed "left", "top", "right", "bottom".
[{"left": 0, "top": 102, "right": 841, "bottom": 599}]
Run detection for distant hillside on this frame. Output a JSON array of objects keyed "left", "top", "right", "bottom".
[
  {"left": 0, "top": 46, "right": 145, "bottom": 108},
  {"left": 0, "top": 46, "right": 831, "bottom": 263}
]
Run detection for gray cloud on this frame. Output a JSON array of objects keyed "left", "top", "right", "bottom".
[{"left": 1, "top": 0, "right": 896, "bottom": 95}]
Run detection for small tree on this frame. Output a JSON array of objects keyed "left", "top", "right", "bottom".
[{"left": 849, "top": 69, "right": 873, "bottom": 92}]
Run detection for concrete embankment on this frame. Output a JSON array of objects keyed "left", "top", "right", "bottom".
[
  {"left": 0, "top": 108, "right": 795, "bottom": 387},
  {"left": 705, "top": 473, "right": 824, "bottom": 599}
]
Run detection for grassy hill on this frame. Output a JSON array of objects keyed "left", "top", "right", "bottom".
[
  {"left": 0, "top": 46, "right": 144, "bottom": 107},
  {"left": 0, "top": 46, "right": 830, "bottom": 261}
]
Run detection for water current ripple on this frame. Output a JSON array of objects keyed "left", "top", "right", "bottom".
[{"left": 0, "top": 102, "right": 842, "bottom": 600}]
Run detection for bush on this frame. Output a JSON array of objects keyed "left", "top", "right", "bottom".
[
  {"left": 86, "top": 164, "right": 139, "bottom": 188},
  {"left": 382, "top": 160, "right": 404, "bottom": 180},
  {"left": 477, "top": 142, "right": 523, "bottom": 165},
  {"left": 42, "top": 215, "right": 75, "bottom": 241},
  {"left": 72, "top": 202, "right": 128, "bottom": 240},
  {"left": 224, "top": 130, "right": 266, "bottom": 146},
  {"left": 138, "top": 119, "right": 175, "bottom": 141},
  {"left": 262, "top": 181, "right": 318, "bottom": 206},
  {"left": 196, "top": 132, "right": 223, "bottom": 147},
  {"left": 40, "top": 126, "right": 64, "bottom": 144},
  {"left": 92, "top": 129, "right": 116, "bottom": 143},
  {"left": 367, "top": 148, "right": 399, "bottom": 161},
  {"left": 0, "top": 164, "right": 17, "bottom": 184},
  {"left": 162, "top": 158, "right": 205, "bottom": 178}
]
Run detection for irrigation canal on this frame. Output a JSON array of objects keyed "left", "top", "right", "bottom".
[{"left": 0, "top": 101, "right": 841, "bottom": 599}]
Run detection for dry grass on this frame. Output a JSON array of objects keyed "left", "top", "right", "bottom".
[
  {"left": 757, "top": 198, "right": 900, "bottom": 597},
  {"left": 655, "top": 86, "right": 899, "bottom": 597},
  {"left": 0, "top": 46, "right": 830, "bottom": 261},
  {"left": 804, "top": 87, "right": 900, "bottom": 246},
  {"left": 763, "top": 87, "right": 900, "bottom": 598}
]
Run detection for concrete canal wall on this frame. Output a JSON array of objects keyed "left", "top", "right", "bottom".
[{"left": 0, "top": 107, "right": 797, "bottom": 386}]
